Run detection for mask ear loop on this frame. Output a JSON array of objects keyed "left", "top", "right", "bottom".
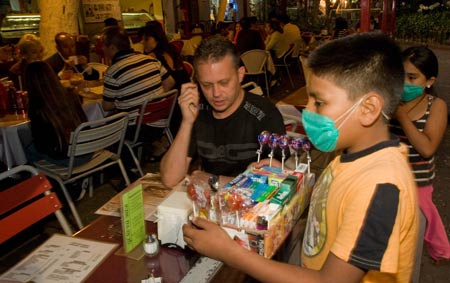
[{"left": 335, "top": 96, "right": 366, "bottom": 130}]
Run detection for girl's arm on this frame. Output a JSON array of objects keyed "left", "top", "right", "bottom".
[{"left": 397, "top": 97, "right": 447, "bottom": 158}]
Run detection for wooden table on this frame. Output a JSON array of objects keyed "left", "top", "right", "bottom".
[{"left": 73, "top": 215, "right": 199, "bottom": 283}]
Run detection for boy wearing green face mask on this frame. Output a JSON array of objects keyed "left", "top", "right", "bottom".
[
  {"left": 390, "top": 46, "right": 450, "bottom": 263},
  {"left": 183, "top": 33, "right": 419, "bottom": 283}
]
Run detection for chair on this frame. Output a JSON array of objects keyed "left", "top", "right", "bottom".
[
  {"left": 273, "top": 46, "right": 295, "bottom": 88},
  {"left": 0, "top": 165, "right": 73, "bottom": 244},
  {"left": 34, "top": 112, "right": 130, "bottom": 229},
  {"left": 299, "top": 55, "right": 310, "bottom": 85},
  {"left": 240, "top": 49, "right": 271, "bottom": 97},
  {"left": 242, "top": 81, "right": 263, "bottom": 96},
  {"left": 291, "top": 38, "right": 308, "bottom": 74},
  {"left": 183, "top": 61, "right": 194, "bottom": 80},
  {"left": 170, "top": 40, "right": 184, "bottom": 54},
  {"left": 125, "top": 89, "right": 178, "bottom": 176},
  {"left": 87, "top": 62, "right": 108, "bottom": 80}
]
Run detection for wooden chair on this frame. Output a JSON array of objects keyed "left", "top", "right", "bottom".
[
  {"left": 124, "top": 89, "right": 178, "bottom": 176},
  {"left": 34, "top": 112, "right": 130, "bottom": 229},
  {"left": 0, "top": 165, "right": 72, "bottom": 244}
]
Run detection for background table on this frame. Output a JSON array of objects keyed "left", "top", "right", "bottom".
[{"left": 0, "top": 114, "right": 30, "bottom": 170}]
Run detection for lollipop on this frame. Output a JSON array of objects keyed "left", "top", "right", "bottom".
[
  {"left": 278, "top": 135, "right": 291, "bottom": 171},
  {"left": 302, "top": 139, "right": 312, "bottom": 174},
  {"left": 268, "top": 133, "right": 280, "bottom": 167},
  {"left": 290, "top": 137, "right": 304, "bottom": 169},
  {"left": 257, "top": 131, "right": 271, "bottom": 163}
]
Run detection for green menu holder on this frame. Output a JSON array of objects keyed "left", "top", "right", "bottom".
[{"left": 115, "top": 184, "right": 146, "bottom": 260}]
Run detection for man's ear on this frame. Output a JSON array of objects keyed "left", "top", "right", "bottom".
[
  {"left": 238, "top": 66, "right": 245, "bottom": 83},
  {"left": 359, "top": 92, "right": 384, "bottom": 126}
]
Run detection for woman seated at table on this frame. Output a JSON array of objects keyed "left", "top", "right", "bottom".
[
  {"left": 24, "top": 61, "right": 91, "bottom": 167},
  {"left": 138, "top": 21, "right": 190, "bottom": 147},
  {"left": 8, "top": 34, "right": 44, "bottom": 90},
  {"left": 139, "top": 21, "right": 190, "bottom": 90}
]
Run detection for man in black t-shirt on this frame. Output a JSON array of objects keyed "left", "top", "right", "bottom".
[{"left": 160, "top": 36, "right": 286, "bottom": 187}]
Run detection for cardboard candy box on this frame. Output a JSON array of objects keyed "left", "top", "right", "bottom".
[{"left": 188, "top": 166, "right": 314, "bottom": 258}]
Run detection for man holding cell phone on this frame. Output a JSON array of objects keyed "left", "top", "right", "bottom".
[{"left": 160, "top": 35, "right": 286, "bottom": 188}]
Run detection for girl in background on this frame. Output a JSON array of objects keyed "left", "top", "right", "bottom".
[
  {"left": 139, "top": 21, "right": 189, "bottom": 90},
  {"left": 8, "top": 34, "right": 44, "bottom": 90},
  {"left": 390, "top": 46, "right": 450, "bottom": 262},
  {"left": 25, "top": 61, "right": 89, "bottom": 166}
]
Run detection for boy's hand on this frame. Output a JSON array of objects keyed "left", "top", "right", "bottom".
[
  {"left": 179, "top": 82, "right": 200, "bottom": 125},
  {"left": 183, "top": 217, "right": 238, "bottom": 261}
]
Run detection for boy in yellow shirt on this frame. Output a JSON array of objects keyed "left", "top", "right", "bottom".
[{"left": 183, "top": 32, "right": 419, "bottom": 283}]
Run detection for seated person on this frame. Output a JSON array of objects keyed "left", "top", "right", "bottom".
[
  {"left": 139, "top": 21, "right": 190, "bottom": 90},
  {"left": 139, "top": 21, "right": 191, "bottom": 140},
  {"left": 264, "top": 20, "right": 290, "bottom": 59},
  {"left": 101, "top": 26, "right": 175, "bottom": 141},
  {"left": 45, "top": 32, "right": 99, "bottom": 81},
  {"left": 160, "top": 36, "right": 286, "bottom": 187},
  {"left": 277, "top": 14, "right": 301, "bottom": 46},
  {"left": 235, "top": 17, "right": 265, "bottom": 55},
  {"left": 24, "top": 61, "right": 90, "bottom": 167},
  {"left": 332, "top": 17, "right": 352, "bottom": 39},
  {"left": 8, "top": 34, "right": 44, "bottom": 90}
]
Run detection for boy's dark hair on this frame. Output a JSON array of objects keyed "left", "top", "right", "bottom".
[
  {"left": 102, "top": 26, "right": 130, "bottom": 51},
  {"left": 307, "top": 32, "right": 404, "bottom": 116},
  {"left": 193, "top": 35, "right": 240, "bottom": 70},
  {"left": 402, "top": 46, "right": 438, "bottom": 79}
]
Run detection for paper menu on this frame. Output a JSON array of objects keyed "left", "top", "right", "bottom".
[
  {"left": 95, "top": 173, "right": 176, "bottom": 222},
  {"left": 0, "top": 234, "right": 117, "bottom": 283}
]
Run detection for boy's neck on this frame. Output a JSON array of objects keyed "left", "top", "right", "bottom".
[{"left": 345, "top": 123, "right": 390, "bottom": 154}]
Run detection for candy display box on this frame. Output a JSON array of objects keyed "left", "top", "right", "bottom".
[
  {"left": 188, "top": 166, "right": 314, "bottom": 259},
  {"left": 231, "top": 177, "right": 312, "bottom": 258}
]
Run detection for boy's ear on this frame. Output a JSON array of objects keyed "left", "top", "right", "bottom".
[{"left": 359, "top": 92, "right": 384, "bottom": 126}]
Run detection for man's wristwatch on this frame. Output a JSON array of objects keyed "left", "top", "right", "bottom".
[{"left": 208, "top": 174, "right": 220, "bottom": 191}]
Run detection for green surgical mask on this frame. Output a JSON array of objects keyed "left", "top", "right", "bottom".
[
  {"left": 302, "top": 96, "right": 365, "bottom": 152},
  {"left": 401, "top": 83, "right": 423, "bottom": 102}
]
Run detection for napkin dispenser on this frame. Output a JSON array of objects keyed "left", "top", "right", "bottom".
[{"left": 157, "top": 191, "right": 192, "bottom": 248}]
